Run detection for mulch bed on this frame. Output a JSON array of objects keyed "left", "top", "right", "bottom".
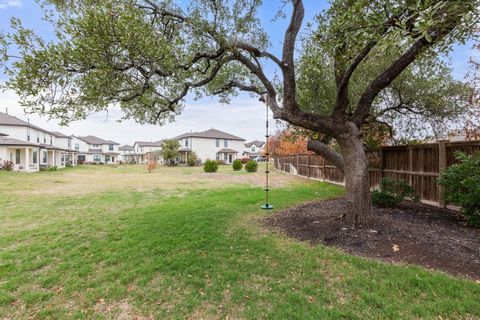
[{"left": 264, "top": 198, "right": 480, "bottom": 280}]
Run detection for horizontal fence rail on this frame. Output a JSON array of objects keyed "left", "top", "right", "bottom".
[{"left": 274, "top": 140, "right": 480, "bottom": 208}]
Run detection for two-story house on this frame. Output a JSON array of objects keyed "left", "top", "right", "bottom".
[
  {"left": 132, "top": 141, "right": 163, "bottom": 163},
  {"left": 172, "top": 128, "right": 245, "bottom": 164},
  {"left": 0, "top": 112, "right": 75, "bottom": 171},
  {"left": 243, "top": 140, "right": 266, "bottom": 159},
  {"left": 119, "top": 145, "right": 136, "bottom": 163},
  {"left": 72, "top": 135, "right": 120, "bottom": 164}
]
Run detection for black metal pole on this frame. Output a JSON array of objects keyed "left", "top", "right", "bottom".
[{"left": 261, "top": 103, "right": 273, "bottom": 210}]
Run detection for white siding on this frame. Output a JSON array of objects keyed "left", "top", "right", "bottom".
[{"left": 188, "top": 137, "right": 244, "bottom": 162}]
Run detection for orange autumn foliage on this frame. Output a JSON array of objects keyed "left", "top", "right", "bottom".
[{"left": 268, "top": 129, "right": 309, "bottom": 156}]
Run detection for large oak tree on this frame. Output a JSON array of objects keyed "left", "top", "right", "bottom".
[{"left": 1, "top": 0, "right": 478, "bottom": 225}]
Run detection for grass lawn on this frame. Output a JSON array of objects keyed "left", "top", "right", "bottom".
[{"left": 0, "top": 165, "right": 479, "bottom": 319}]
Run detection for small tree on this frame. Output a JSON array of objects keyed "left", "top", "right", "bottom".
[
  {"left": 146, "top": 158, "right": 157, "bottom": 173},
  {"left": 187, "top": 152, "right": 198, "bottom": 166},
  {"left": 161, "top": 140, "right": 180, "bottom": 166},
  {"left": 232, "top": 159, "right": 242, "bottom": 171},
  {"left": 438, "top": 152, "right": 480, "bottom": 227}
]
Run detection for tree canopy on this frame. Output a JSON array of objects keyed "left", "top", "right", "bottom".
[{"left": 2, "top": 0, "right": 479, "bottom": 225}]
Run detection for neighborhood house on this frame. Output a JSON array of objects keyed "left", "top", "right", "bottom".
[
  {"left": 0, "top": 112, "right": 252, "bottom": 169},
  {"left": 172, "top": 128, "right": 245, "bottom": 164},
  {"left": 0, "top": 112, "right": 120, "bottom": 171}
]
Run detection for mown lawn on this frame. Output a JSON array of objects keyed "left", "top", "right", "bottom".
[{"left": 0, "top": 165, "right": 479, "bottom": 319}]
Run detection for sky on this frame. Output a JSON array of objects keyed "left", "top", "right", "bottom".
[{"left": 0, "top": 0, "right": 475, "bottom": 145}]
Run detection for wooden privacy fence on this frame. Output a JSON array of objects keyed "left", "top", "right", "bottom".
[{"left": 274, "top": 140, "right": 480, "bottom": 208}]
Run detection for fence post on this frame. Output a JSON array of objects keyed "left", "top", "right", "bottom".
[
  {"left": 322, "top": 156, "right": 326, "bottom": 181},
  {"left": 438, "top": 140, "right": 447, "bottom": 208},
  {"left": 408, "top": 146, "right": 413, "bottom": 186},
  {"left": 379, "top": 147, "right": 384, "bottom": 181},
  {"left": 307, "top": 154, "right": 310, "bottom": 178},
  {"left": 296, "top": 154, "right": 299, "bottom": 175}
]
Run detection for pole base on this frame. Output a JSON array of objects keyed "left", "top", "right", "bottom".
[{"left": 261, "top": 204, "right": 274, "bottom": 210}]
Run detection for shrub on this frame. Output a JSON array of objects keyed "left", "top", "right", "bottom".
[
  {"left": 203, "top": 159, "right": 218, "bottom": 173},
  {"left": 216, "top": 159, "right": 225, "bottom": 165},
  {"left": 1, "top": 160, "right": 14, "bottom": 171},
  {"left": 240, "top": 157, "right": 250, "bottom": 164},
  {"left": 438, "top": 152, "right": 480, "bottom": 227},
  {"left": 47, "top": 165, "right": 58, "bottom": 171},
  {"left": 66, "top": 163, "right": 73, "bottom": 168},
  {"left": 232, "top": 159, "right": 242, "bottom": 171},
  {"left": 245, "top": 160, "right": 258, "bottom": 173},
  {"left": 371, "top": 177, "right": 419, "bottom": 208},
  {"left": 187, "top": 152, "right": 198, "bottom": 166}
]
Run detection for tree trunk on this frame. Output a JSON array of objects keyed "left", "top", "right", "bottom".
[{"left": 337, "top": 132, "right": 372, "bottom": 226}]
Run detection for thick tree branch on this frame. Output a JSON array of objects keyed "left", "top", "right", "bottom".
[
  {"left": 281, "top": 0, "right": 304, "bottom": 111},
  {"left": 307, "top": 139, "right": 345, "bottom": 172},
  {"left": 352, "top": 38, "right": 429, "bottom": 126}
]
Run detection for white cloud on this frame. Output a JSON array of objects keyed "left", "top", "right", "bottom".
[
  {"left": 0, "top": 90, "right": 279, "bottom": 145},
  {"left": 0, "top": 0, "right": 22, "bottom": 9}
]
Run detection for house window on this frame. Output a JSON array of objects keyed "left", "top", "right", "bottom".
[
  {"left": 27, "top": 128, "right": 30, "bottom": 141},
  {"left": 68, "top": 139, "right": 71, "bottom": 148},
  {"left": 93, "top": 155, "right": 101, "bottom": 162},
  {"left": 185, "top": 139, "right": 188, "bottom": 147},
  {"left": 50, "top": 136, "right": 52, "bottom": 145},
  {"left": 75, "top": 143, "right": 79, "bottom": 151},
  {"left": 44, "top": 137, "right": 46, "bottom": 143},
  {"left": 224, "top": 139, "right": 228, "bottom": 147},
  {"left": 105, "top": 155, "right": 111, "bottom": 162},
  {"left": 33, "top": 150, "right": 37, "bottom": 164},
  {"left": 15, "top": 149, "right": 20, "bottom": 164},
  {"left": 252, "top": 146, "right": 256, "bottom": 152},
  {"left": 109, "top": 144, "right": 114, "bottom": 151},
  {"left": 37, "top": 137, "right": 39, "bottom": 143},
  {"left": 43, "top": 151, "right": 47, "bottom": 163},
  {"left": 93, "top": 144, "right": 99, "bottom": 147},
  {"left": 61, "top": 153, "right": 65, "bottom": 162},
  {"left": 216, "top": 139, "right": 220, "bottom": 147}
]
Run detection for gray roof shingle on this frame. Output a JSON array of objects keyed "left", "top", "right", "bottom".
[
  {"left": 217, "top": 148, "right": 239, "bottom": 153},
  {"left": 50, "top": 131, "right": 70, "bottom": 138},
  {"left": 77, "top": 135, "right": 120, "bottom": 145},
  {"left": 134, "top": 140, "right": 163, "bottom": 147},
  {"left": 245, "top": 140, "right": 265, "bottom": 148},
  {"left": 119, "top": 145, "right": 135, "bottom": 151},
  {"left": 173, "top": 129, "right": 245, "bottom": 141},
  {"left": 0, "top": 112, "right": 53, "bottom": 135}
]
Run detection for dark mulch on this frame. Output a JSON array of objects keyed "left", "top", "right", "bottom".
[{"left": 264, "top": 198, "right": 480, "bottom": 280}]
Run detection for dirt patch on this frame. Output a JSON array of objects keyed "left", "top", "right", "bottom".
[{"left": 264, "top": 199, "right": 480, "bottom": 280}]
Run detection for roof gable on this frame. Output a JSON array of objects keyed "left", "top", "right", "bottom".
[
  {"left": 76, "top": 135, "right": 119, "bottom": 145},
  {"left": 173, "top": 129, "right": 245, "bottom": 141},
  {"left": 245, "top": 140, "right": 265, "bottom": 147}
]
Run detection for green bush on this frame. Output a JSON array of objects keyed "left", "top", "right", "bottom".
[
  {"left": 47, "top": 165, "right": 58, "bottom": 171},
  {"left": 216, "top": 159, "right": 225, "bottom": 165},
  {"left": 438, "top": 151, "right": 480, "bottom": 227},
  {"left": 232, "top": 159, "right": 243, "bottom": 171},
  {"left": 245, "top": 160, "right": 258, "bottom": 173},
  {"left": 371, "top": 177, "right": 419, "bottom": 208},
  {"left": 203, "top": 159, "right": 218, "bottom": 173},
  {"left": 66, "top": 163, "right": 73, "bottom": 168},
  {"left": 187, "top": 152, "right": 198, "bottom": 166}
]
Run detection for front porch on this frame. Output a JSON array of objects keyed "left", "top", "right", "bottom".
[
  {"left": 217, "top": 149, "right": 238, "bottom": 164},
  {"left": 5, "top": 146, "right": 41, "bottom": 172}
]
